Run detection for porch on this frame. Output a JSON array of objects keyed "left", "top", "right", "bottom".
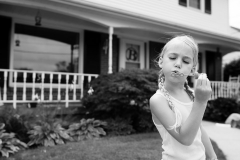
[
  {"left": 0, "top": 69, "right": 239, "bottom": 109},
  {"left": 0, "top": 69, "right": 98, "bottom": 108}
]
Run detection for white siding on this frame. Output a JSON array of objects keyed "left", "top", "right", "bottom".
[{"left": 75, "top": 0, "right": 240, "bottom": 39}]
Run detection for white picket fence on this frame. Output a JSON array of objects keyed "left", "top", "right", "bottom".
[{"left": 0, "top": 69, "right": 98, "bottom": 108}]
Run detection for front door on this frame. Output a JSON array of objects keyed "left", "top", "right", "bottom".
[{"left": 119, "top": 39, "right": 145, "bottom": 70}]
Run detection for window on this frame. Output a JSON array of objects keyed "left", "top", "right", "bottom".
[
  {"left": 179, "top": 0, "right": 200, "bottom": 10},
  {"left": 179, "top": 0, "right": 187, "bottom": 7},
  {"left": 205, "top": 0, "right": 211, "bottom": 14},
  {"left": 179, "top": 0, "right": 211, "bottom": 14},
  {"left": 14, "top": 23, "right": 79, "bottom": 83},
  {"left": 189, "top": 0, "right": 200, "bottom": 9}
]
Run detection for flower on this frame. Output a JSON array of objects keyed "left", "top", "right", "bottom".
[
  {"left": 14, "top": 114, "right": 20, "bottom": 119},
  {"left": 88, "top": 87, "right": 94, "bottom": 95},
  {"left": 33, "top": 93, "right": 39, "bottom": 100},
  {"left": 32, "top": 93, "right": 41, "bottom": 103},
  {"left": 130, "top": 100, "right": 135, "bottom": 105}
]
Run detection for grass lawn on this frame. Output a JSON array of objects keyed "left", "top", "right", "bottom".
[{"left": 3, "top": 132, "right": 226, "bottom": 160}]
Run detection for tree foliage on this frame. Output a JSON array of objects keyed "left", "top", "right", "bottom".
[{"left": 223, "top": 58, "right": 240, "bottom": 81}]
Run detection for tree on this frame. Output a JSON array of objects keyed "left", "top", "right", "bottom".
[{"left": 223, "top": 59, "right": 240, "bottom": 81}]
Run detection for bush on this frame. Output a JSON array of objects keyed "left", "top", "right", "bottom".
[
  {"left": 81, "top": 69, "right": 159, "bottom": 133},
  {"left": 0, "top": 106, "right": 30, "bottom": 143},
  {"left": 103, "top": 117, "right": 135, "bottom": 136},
  {"left": 27, "top": 103, "right": 72, "bottom": 147},
  {"left": 204, "top": 97, "right": 240, "bottom": 122},
  {"left": 67, "top": 118, "right": 107, "bottom": 141},
  {"left": 27, "top": 121, "right": 72, "bottom": 147},
  {"left": 0, "top": 123, "right": 27, "bottom": 158}
]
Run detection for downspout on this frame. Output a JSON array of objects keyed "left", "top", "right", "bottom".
[{"left": 108, "top": 26, "right": 114, "bottom": 74}]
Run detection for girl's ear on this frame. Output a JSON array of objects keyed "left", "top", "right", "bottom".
[{"left": 159, "top": 57, "right": 163, "bottom": 68}]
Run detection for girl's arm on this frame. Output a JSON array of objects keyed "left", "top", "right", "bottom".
[
  {"left": 150, "top": 77, "right": 212, "bottom": 146},
  {"left": 200, "top": 125, "right": 218, "bottom": 160}
]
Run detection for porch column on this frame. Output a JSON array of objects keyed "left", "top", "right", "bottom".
[
  {"left": 108, "top": 26, "right": 114, "bottom": 74},
  {"left": 0, "top": 90, "right": 2, "bottom": 106}
]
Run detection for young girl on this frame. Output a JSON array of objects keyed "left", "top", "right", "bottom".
[{"left": 150, "top": 35, "right": 218, "bottom": 160}]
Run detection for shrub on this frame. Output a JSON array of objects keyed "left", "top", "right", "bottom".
[
  {"left": 27, "top": 103, "right": 72, "bottom": 147},
  {"left": 0, "top": 106, "right": 30, "bottom": 143},
  {"left": 81, "top": 69, "right": 159, "bottom": 133},
  {"left": 67, "top": 118, "right": 107, "bottom": 141},
  {"left": 103, "top": 117, "right": 135, "bottom": 136},
  {"left": 0, "top": 123, "right": 28, "bottom": 158},
  {"left": 27, "top": 121, "right": 72, "bottom": 147},
  {"left": 204, "top": 97, "right": 240, "bottom": 122}
]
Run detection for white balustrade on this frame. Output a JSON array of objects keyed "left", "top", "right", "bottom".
[
  {"left": 1, "top": 68, "right": 239, "bottom": 108},
  {"left": 0, "top": 69, "right": 98, "bottom": 108},
  {"left": 209, "top": 81, "right": 240, "bottom": 100}
]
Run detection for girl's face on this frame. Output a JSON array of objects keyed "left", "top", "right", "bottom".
[{"left": 159, "top": 39, "right": 195, "bottom": 82}]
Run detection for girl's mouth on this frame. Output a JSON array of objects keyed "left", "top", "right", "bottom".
[
  {"left": 171, "top": 71, "right": 199, "bottom": 78},
  {"left": 171, "top": 71, "right": 185, "bottom": 77}
]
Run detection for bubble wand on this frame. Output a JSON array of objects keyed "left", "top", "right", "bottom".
[{"left": 171, "top": 71, "right": 200, "bottom": 79}]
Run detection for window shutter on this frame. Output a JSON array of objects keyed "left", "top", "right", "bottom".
[
  {"left": 205, "top": 0, "right": 211, "bottom": 14},
  {"left": 179, "top": 0, "right": 187, "bottom": 7}
]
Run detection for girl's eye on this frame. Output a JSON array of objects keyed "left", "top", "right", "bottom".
[
  {"left": 169, "top": 57, "right": 176, "bottom": 60},
  {"left": 183, "top": 60, "right": 190, "bottom": 64}
]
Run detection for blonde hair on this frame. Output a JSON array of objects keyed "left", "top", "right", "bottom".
[
  {"left": 157, "top": 35, "right": 198, "bottom": 133},
  {"left": 158, "top": 35, "right": 199, "bottom": 69}
]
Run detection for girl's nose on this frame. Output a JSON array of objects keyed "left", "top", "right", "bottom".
[{"left": 174, "top": 59, "right": 182, "bottom": 68}]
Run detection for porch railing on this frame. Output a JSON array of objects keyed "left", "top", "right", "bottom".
[
  {"left": 210, "top": 81, "right": 240, "bottom": 100},
  {"left": 0, "top": 69, "right": 239, "bottom": 108},
  {"left": 0, "top": 69, "right": 98, "bottom": 108}
]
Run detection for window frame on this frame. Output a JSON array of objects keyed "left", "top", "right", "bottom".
[{"left": 9, "top": 18, "right": 83, "bottom": 88}]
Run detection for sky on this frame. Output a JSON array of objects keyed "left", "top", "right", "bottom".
[
  {"left": 229, "top": 0, "right": 240, "bottom": 30},
  {"left": 223, "top": 0, "right": 240, "bottom": 67}
]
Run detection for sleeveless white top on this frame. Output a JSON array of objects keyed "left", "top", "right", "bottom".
[{"left": 152, "top": 90, "right": 205, "bottom": 160}]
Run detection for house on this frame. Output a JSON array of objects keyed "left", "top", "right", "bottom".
[{"left": 0, "top": 0, "right": 240, "bottom": 108}]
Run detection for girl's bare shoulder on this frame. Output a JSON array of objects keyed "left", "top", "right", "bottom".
[
  {"left": 150, "top": 90, "right": 168, "bottom": 110},
  {"left": 150, "top": 91, "right": 177, "bottom": 131}
]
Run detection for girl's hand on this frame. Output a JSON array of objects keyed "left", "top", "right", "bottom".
[
  {"left": 194, "top": 73, "right": 212, "bottom": 105},
  {"left": 194, "top": 72, "right": 199, "bottom": 79}
]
